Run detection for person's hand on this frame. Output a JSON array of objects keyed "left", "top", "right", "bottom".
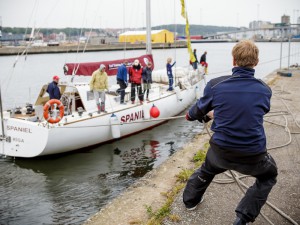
[
  {"left": 206, "top": 110, "right": 214, "bottom": 119},
  {"left": 185, "top": 112, "right": 194, "bottom": 121}
]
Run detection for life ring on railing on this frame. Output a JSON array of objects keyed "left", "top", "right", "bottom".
[{"left": 43, "top": 99, "right": 64, "bottom": 124}]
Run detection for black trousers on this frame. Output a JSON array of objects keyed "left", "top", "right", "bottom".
[
  {"left": 131, "top": 83, "right": 143, "bottom": 102},
  {"left": 183, "top": 141, "right": 278, "bottom": 223},
  {"left": 117, "top": 79, "right": 127, "bottom": 103}
]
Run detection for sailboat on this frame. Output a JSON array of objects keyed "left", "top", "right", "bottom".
[{"left": 0, "top": 0, "right": 204, "bottom": 158}]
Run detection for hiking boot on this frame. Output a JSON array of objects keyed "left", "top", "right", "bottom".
[
  {"left": 101, "top": 104, "right": 107, "bottom": 113},
  {"left": 233, "top": 217, "right": 249, "bottom": 225},
  {"left": 186, "top": 196, "right": 204, "bottom": 211},
  {"left": 97, "top": 104, "right": 101, "bottom": 114}
]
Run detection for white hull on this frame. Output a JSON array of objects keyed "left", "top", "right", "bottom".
[{"left": 0, "top": 68, "right": 205, "bottom": 158}]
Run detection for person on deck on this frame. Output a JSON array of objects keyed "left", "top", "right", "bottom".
[
  {"left": 192, "top": 49, "right": 199, "bottom": 70},
  {"left": 200, "top": 51, "right": 208, "bottom": 74},
  {"left": 183, "top": 40, "right": 278, "bottom": 225},
  {"left": 116, "top": 61, "right": 128, "bottom": 105},
  {"left": 129, "top": 59, "right": 143, "bottom": 104},
  {"left": 90, "top": 64, "right": 108, "bottom": 114},
  {"left": 47, "top": 75, "right": 61, "bottom": 100},
  {"left": 166, "top": 57, "right": 176, "bottom": 91},
  {"left": 142, "top": 61, "right": 153, "bottom": 102}
]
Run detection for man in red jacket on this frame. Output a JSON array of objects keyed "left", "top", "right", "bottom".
[{"left": 129, "top": 59, "right": 144, "bottom": 104}]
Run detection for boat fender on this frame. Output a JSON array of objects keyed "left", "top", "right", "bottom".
[
  {"left": 142, "top": 101, "right": 150, "bottom": 120},
  {"left": 174, "top": 86, "right": 183, "bottom": 101},
  {"left": 150, "top": 104, "right": 160, "bottom": 118},
  {"left": 110, "top": 113, "right": 120, "bottom": 138},
  {"left": 43, "top": 99, "right": 64, "bottom": 124}
]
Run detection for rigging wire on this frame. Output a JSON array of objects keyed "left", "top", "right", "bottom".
[
  {"left": 72, "top": 0, "right": 103, "bottom": 79},
  {"left": 122, "top": 0, "right": 126, "bottom": 59}
]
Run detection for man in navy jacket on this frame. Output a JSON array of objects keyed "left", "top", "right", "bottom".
[
  {"left": 183, "top": 40, "right": 278, "bottom": 225},
  {"left": 116, "top": 61, "right": 128, "bottom": 104},
  {"left": 47, "top": 75, "right": 61, "bottom": 100}
]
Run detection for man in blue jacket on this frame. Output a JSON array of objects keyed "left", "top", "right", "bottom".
[
  {"left": 47, "top": 75, "right": 61, "bottom": 100},
  {"left": 116, "top": 61, "right": 128, "bottom": 104},
  {"left": 183, "top": 40, "right": 278, "bottom": 225}
]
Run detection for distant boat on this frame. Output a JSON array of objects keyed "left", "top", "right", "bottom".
[
  {"left": 191, "top": 39, "right": 232, "bottom": 43},
  {"left": 0, "top": 0, "right": 205, "bottom": 158}
]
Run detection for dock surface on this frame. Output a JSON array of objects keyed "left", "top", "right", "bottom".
[{"left": 84, "top": 69, "right": 300, "bottom": 225}]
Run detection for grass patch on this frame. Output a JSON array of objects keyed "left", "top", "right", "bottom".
[{"left": 144, "top": 142, "right": 210, "bottom": 225}]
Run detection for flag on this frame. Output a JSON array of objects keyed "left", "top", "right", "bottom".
[
  {"left": 180, "top": 0, "right": 195, "bottom": 62},
  {"left": 180, "top": 0, "right": 186, "bottom": 19}
]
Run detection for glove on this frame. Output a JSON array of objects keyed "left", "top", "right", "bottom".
[{"left": 185, "top": 112, "right": 194, "bottom": 121}]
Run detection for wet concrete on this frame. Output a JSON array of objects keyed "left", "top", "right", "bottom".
[{"left": 84, "top": 69, "right": 300, "bottom": 225}]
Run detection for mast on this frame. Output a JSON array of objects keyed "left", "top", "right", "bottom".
[
  {"left": 0, "top": 83, "right": 5, "bottom": 141},
  {"left": 146, "top": 0, "right": 152, "bottom": 55}
]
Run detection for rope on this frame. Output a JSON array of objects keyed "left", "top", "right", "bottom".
[{"left": 56, "top": 115, "right": 185, "bottom": 128}]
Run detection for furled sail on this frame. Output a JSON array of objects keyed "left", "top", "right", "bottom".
[{"left": 63, "top": 54, "right": 154, "bottom": 76}]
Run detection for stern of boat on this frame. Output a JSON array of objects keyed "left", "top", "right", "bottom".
[{"left": 0, "top": 118, "right": 49, "bottom": 158}]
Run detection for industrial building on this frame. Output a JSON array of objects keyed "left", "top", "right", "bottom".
[{"left": 119, "top": 29, "right": 174, "bottom": 43}]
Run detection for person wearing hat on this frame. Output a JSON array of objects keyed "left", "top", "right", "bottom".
[
  {"left": 90, "top": 64, "right": 108, "bottom": 113},
  {"left": 47, "top": 75, "right": 61, "bottom": 100},
  {"left": 128, "top": 59, "right": 143, "bottom": 104}
]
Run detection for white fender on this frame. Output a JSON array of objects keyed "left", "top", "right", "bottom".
[
  {"left": 110, "top": 114, "right": 120, "bottom": 138},
  {"left": 174, "top": 86, "right": 182, "bottom": 101},
  {"left": 142, "top": 101, "right": 150, "bottom": 120}
]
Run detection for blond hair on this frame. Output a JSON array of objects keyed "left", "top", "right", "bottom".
[
  {"left": 232, "top": 40, "right": 259, "bottom": 68},
  {"left": 167, "top": 57, "right": 172, "bottom": 63}
]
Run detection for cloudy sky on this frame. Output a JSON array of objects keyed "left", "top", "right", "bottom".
[{"left": 0, "top": 0, "right": 299, "bottom": 29}]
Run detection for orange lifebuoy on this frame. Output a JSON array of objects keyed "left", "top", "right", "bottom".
[{"left": 43, "top": 99, "right": 64, "bottom": 124}]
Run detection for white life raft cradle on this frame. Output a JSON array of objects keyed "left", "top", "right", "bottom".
[{"left": 151, "top": 67, "right": 203, "bottom": 101}]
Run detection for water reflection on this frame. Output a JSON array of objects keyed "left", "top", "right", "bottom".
[
  {"left": 0, "top": 110, "right": 203, "bottom": 224},
  {"left": 119, "top": 140, "right": 160, "bottom": 177},
  {"left": 0, "top": 138, "right": 173, "bottom": 224}
]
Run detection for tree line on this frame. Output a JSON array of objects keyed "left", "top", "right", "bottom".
[{"left": 1, "top": 24, "right": 239, "bottom": 36}]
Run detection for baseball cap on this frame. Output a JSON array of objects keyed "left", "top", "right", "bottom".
[
  {"left": 99, "top": 64, "right": 106, "bottom": 70},
  {"left": 53, "top": 75, "right": 60, "bottom": 80}
]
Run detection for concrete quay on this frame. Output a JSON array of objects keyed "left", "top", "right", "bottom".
[
  {"left": 0, "top": 42, "right": 187, "bottom": 56},
  {"left": 84, "top": 69, "right": 300, "bottom": 225}
]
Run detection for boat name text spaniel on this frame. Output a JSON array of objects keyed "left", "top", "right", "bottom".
[
  {"left": 7, "top": 126, "right": 33, "bottom": 133},
  {"left": 121, "top": 110, "right": 144, "bottom": 123}
]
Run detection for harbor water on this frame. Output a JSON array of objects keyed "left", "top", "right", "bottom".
[{"left": 0, "top": 42, "right": 299, "bottom": 224}]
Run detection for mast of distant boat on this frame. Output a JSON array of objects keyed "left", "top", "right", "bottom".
[
  {"left": 146, "top": 0, "right": 152, "bottom": 55},
  {"left": 0, "top": 83, "right": 6, "bottom": 142}
]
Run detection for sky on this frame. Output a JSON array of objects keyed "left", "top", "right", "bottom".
[{"left": 0, "top": 0, "right": 299, "bottom": 29}]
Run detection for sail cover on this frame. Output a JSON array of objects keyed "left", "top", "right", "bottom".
[{"left": 63, "top": 54, "right": 154, "bottom": 76}]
